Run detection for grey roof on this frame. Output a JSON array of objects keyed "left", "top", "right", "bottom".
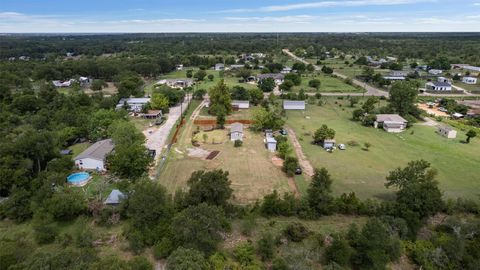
[
  {"left": 266, "top": 136, "right": 277, "bottom": 143},
  {"left": 283, "top": 100, "right": 306, "bottom": 107},
  {"left": 383, "top": 121, "right": 405, "bottom": 128},
  {"left": 230, "top": 122, "right": 244, "bottom": 133},
  {"left": 74, "top": 139, "right": 114, "bottom": 161},
  {"left": 257, "top": 73, "right": 284, "bottom": 80},
  {"left": 232, "top": 100, "right": 249, "bottom": 104},
  {"left": 104, "top": 189, "right": 126, "bottom": 205},
  {"left": 429, "top": 81, "right": 451, "bottom": 87},
  {"left": 376, "top": 114, "right": 408, "bottom": 123}
]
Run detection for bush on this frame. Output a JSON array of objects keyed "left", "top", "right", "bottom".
[
  {"left": 234, "top": 140, "right": 243, "bottom": 147},
  {"left": 282, "top": 156, "right": 299, "bottom": 176},
  {"left": 257, "top": 233, "right": 275, "bottom": 261},
  {"left": 325, "top": 236, "right": 353, "bottom": 266},
  {"left": 33, "top": 223, "right": 58, "bottom": 245},
  {"left": 283, "top": 222, "right": 311, "bottom": 242},
  {"left": 347, "top": 140, "right": 359, "bottom": 147},
  {"left": 153, "top": 237, "right": 174, "bottom": 259}
]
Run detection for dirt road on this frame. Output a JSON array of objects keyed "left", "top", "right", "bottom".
[{"left": 285, "top": 126, "right": 314, "bottom": 177}]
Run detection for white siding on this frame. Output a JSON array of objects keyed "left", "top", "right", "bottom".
[
  {"left": 267, "top": 142, "right": 276, "bottom": 152},
  {"left": 75, "top": 158, "right": 105, "bottom": 171},
  {"left": 230, "top": 131, "right": 243, "bottom": 141}
]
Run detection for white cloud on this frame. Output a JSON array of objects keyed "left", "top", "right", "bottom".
[
  {"left": 225, "top": 15, "right": 316, "bottom": 23},
  {"left": 219, "top": 0, "right": 433, "bottom": 13},
  {"left": 474, "top": 3, "right": 480, "bottom": 6},
  {"left": 112, "top": 18, "right": 203, "bottom": 24}
]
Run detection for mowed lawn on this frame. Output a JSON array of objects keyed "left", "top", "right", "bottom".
[
  {"left": 292, "top": 73, "right": 361, "bottom": 93},
  {"left": 285, "top": 99, "right": 480, "bottom": 200},
  {"left": 158, "top": 120, "right": 290, "bottom": 204}
]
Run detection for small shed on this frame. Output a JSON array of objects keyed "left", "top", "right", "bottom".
[
  {"left": 230, "top": 123, "right": 244, "bottom": 141},
  {"left": 104, "top": 189, "right": 126, "bottom": 205},
  {"left": 265, "top": 136, "right": 277, "bottom": 152},
  {"left": 232, "top": 100, "right": 250, "bottom": 109},
  {"left": 323, "top": 139, "right": 336, "bottom": 149},
  {"left": 215, "top": 63, "right": 225, "bottom": 71},
  {"left": 283, "top": 100, "right": 306, "bottom": 110},
  {"left": 437, "top": 126, "right": 457, "bottom": 139}
]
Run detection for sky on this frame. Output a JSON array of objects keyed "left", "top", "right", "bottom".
[{"left": 1, "top": 0, "right": 480, "bottom": 32}]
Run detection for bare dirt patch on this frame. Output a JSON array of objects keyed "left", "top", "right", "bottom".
[
  {"left": 271, "top": 156, "right": 284, "bottom": 167},
  {"left": 417, "top": 103, "right": 449, "bottom": 117},
  {"left": 186, "top": 147, "right": 210, "bottom": 159}
]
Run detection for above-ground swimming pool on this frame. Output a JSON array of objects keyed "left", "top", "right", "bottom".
[{"left": 67, "top": 172, "right": 91, "bottom": 187}]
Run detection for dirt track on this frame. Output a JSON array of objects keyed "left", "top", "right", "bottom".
[{"left": 285, "top": 126, "right": 314, "bottom": 177}]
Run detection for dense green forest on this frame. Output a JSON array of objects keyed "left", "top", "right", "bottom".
[{"left": 1, "top": 33, "right": 479, "bottom": 270}]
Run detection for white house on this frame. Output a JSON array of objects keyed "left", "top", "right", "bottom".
[
  {"left": 281, "top": 67, "right": 292, "bottom": 74},
  {"left": 375, "top": 114, "right": 408, "bottom": 133},
  {"left": 214, "top": 63, "right": 225, "bottom": 71},
  {"left": 425, "top": 82, "right": 452, "bottom": 91},
  {"left": 116, "top": 97, "right": 151, "bottom": 112},
  {"left": 74, "top": 139, "right": 114, "bottom": 172},
  {"left": 390, "top": 70, "right": 408, "bottom": 77},
  {"left": 52, "top": 79, "right": 75, "bottom": 88},
  {"left": 283, "top": 100, "right": 305, "bottom": 110},
  {"left": 156, "top": 79, "right": 194, "bottom": 89},
  {"left": 437, "top": 126, "right": 457, "bottom": 139},
  {"left": 231, "top": 100, "right": 250, "bottom": 109},
  {"left": 175, "top": 64, "right": 184, "bottom": 71},
  {"left": 462, "top": 77, "right": 478, "bottom": 84},
  {"left": 428, "top": 69, "right": 443, "bottom": 75},
  {"left": 257, "top": 73, "right": 285, "bottom": 85},
  {"left": 437, "top": 77, "right": 452, "bottom": 83},
  {"left": 265, "top": 135, "right": 277, "bottom": 152},
  {"left": 230, "top": 123, "right": 244, "bottom": 141}
]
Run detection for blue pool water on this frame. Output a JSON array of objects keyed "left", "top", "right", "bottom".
[{"left": 67, "top": 172, "right": 90, "bottom": 184}]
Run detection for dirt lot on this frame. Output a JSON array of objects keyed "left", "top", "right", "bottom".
[
  {"left": 417, "top": 103, "right": 449, "bottom": 117},
  {"left": 158, "top": 125, "right": 291, "bottom": 204}
]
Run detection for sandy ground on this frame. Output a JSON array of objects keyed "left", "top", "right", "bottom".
[{"left": 417, "top": 103, "right": 449, "bottom": 117}]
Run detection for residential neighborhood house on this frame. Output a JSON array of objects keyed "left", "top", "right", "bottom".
[
  {"left": 230, "top": 123, "right": 244, "bottom": 141},
  {"left": 74, "top": 139, "right": 114, "bottom": 172},
  {"left": 428, "top": 69, "right": 443, "bottom": 75},
  {"left": 425, "top": 81, "right": 452, "bottom": 91},
  {"left": 116, "top": 97, "right": 151, "bottom": 112},
  {"left": 214, "top": 63, "right": 225, "bottom": 71},
  {"left": 283, "top": 100, "right": 306, "bottom": 110},
  {"left": 256, "top": 73, "right": 285, "bottom": 85},
  {"left": 156, "top": 78, "right": 194, "bottom": 89},
  {"left": 374, "top": 114, "right": 408, "bottom": 133}
]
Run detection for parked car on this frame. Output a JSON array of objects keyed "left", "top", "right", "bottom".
[
  {"left": 280, "top": 129, "right": 288, "bottom": 135},
  {"left": 295, "top": 167, "right": 302, "bottom": 175},
  {"left": 338, "top": 144, "right": 346, "bottom": 150}
]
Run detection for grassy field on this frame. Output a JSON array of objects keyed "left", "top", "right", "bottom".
[
  {"left": 293, "top": 73, "right": 362, "bottom": 93},
  {"left": 285, "top": 98, "right": 480, "bottom": 200},
  {"left": 158, "top": 120, "right": 291, "bottom": 204}
]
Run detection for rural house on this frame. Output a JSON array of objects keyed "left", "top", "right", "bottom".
[
  {"left": 425, "top": 81, "right": 452, "bottom": 91},
  {"left": 256, "top": 73, "right": 285, "bottom": 85},
  {"left": 231, "top": 100, "right": 250, "bottom": 109},
  {"left": 214, "top": 63, "right": 225, "bottom": 71},
  {"left": 462, "top": 77, "right": 478, "bottom": 84},
  {"left": 281, "top": 67, "right": 293, "bottom": 74},
  {"left": 437, "top": 126, "right": 457, "bottom": 139},
  {"left": 383, "top": 76, "right": 405, "bottom": 81},
  {"left": 230, "top": 122, "right": 244, "bottom": 141},
  {"left": 283, "top": 100, "right": 306, "bottom": 110},
  {"left": 428, "top": 69, "right": 443, "bottom": 75},
  {"left": 390, "top": 70, "right": 408, "bottom": 77},
  {"left": 437, "top": 77, "right": 451, "bottom": 83},
  {"left": 104, "top": 189, "right": 126, "bottom": 205},
  {"left": 74, "top": 139, "right": 114, "bottom": 171},
  {"left": 116, "top": 97, "right": 151, "bottom": 112},
  {"left": 375, "top": 114, "right": 408, "bottom": 133},
  {"left": 156, "top": 78, "right": 194, "bottom": 89}
]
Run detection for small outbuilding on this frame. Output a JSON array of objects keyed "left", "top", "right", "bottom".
[
  {"left": 230, "top": 123, "right": 244, "bottom": 141},
  {"left": 322, "top": 139, "right": 336, "bottom": 150},
  {"left": 375, "top": 114, "right": 408, "bottom": 133},
  {"left": 215, "top": 63, "right": 225, "bottom": 71},
  {"left": 437, "top": 126, "right": 457, "bottom": 139},
  {"left": 283, "top": 100, "right": 306, "bottom": 110},
  {"left": 104, "top": 189, "right": 126, "bottom": 205},
  {"left": 462, "top": 77, "right": 478, "bottom": 84},
  {"left": 231, "top": 100, "right": 250, "bottom": 109},
  {"left": 425, "top": 81, "right": 452, "bottom": 91},
  {"left": 265, "top": 135, "right": 277, "bottom": 152}
]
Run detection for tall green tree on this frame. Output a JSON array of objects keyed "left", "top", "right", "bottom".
[
  {"left": 307, "top": 168, "right": 334, "bottom": 215},
  {"left": 208, "top": 80, "right": 232, "bottom": 115},
  {"left": 166, "top": 247, "right": 208, "bottom": 270},
  {"left": 388, "top": 81, "right": 418, "bottom": 117},
  {"left": 183, "top": 170, "right": 233, "bottom": 208},
  {"left": 258, "top": 78, "right": 276, "bottom": 92},
  {"left": 313, "top": 124, "right": 335, "bottom": 144}
]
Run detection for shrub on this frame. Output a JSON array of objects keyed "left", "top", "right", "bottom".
[
  {"left": 257, "top": 233, "right": 275, "bottom": 261},
  {"left": 234, "top": 140, "right": 243, "bottom": 147},
  {"left": 153, "top": 237, "right": 174, "bottom": 259},
  {"left": 347, "top": 140, "right": 359, "bottom": 147},
  {"left": 283, "top": 222, "right": 311, "bottom": 242}
]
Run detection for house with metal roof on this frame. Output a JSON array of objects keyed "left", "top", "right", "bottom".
[
  {"left": 104, "top": 189, "right": 126, "bottom": 205},
  {"left": 256, "top": 73, "right": 285, "bottom": 85},
  {"left": 374, "top": 114, "right": 408, "bottom": 133},
  {"left": 116, "top": 97, "right": 151, "bottom": 112},
  {"left": 74, "top": 139, "right": 114, "bottom": 171},
  {"left": 425, "top": 81, "right": 452, "bottom": 91},
  {"left": 283, "top": 100, "right": 306, "bottom": 110},
  {"left": 230, "top": 123, "right": 244, "bottom": 141}
]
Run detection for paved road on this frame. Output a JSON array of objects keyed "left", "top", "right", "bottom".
[
  {"left": 283, "top": 49, "right": 480, "bottom": 98},
  {"left": 144, "top": 95, "right": 191, "bottom": 164}
]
